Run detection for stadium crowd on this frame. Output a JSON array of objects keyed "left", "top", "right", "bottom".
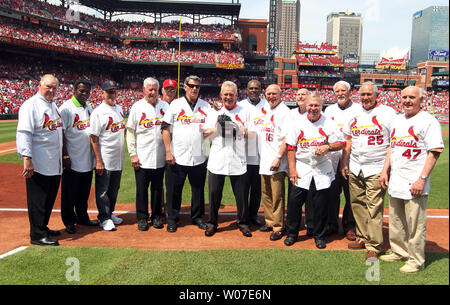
[
  {"left": 0, "top": 17, "right": 245, "bottom": 66},
  {"left": 0, "top": 0, "right": 241, "bottom": 41}
]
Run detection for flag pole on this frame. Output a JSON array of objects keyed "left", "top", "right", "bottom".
[{"left": 177, "top": 16, "right": 182, "bottom": 99}]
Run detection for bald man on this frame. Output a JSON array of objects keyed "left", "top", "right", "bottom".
[
  {"left": 17, "top": 74, "right": 63, "bottom": 246},
  {"left": 379, "top": 86, "right": 444, "bottom": 273}
]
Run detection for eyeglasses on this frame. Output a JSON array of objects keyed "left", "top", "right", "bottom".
[{"left": 186, "top": 83, "right": 201, "bottom": 89}]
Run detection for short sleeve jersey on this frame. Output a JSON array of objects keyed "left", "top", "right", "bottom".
[
  {"left": 88, "top": 102, "right": 126, "bottom": 171},
  {"left": 388, "top": 111, "right": 444, "bottom": 200},
  {"left": 59, "top": 97, "right": 94, "bottom": 173},
  {"left": 162, "top": 97, "right": 211, "bottom": 166},
  {"left": 343, "top": 104, "right": 397, "bottom": 178}
]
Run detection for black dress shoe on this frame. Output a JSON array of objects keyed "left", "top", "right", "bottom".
[
  {"left": 167, "top": 223, "right": 178, "bottom": 233},
  {"left": 138, "top": 219, "right": 149, "bottom": 231},
  {"left": 31, "top": 237, "right": 59, "bottom": 246},
  {"left": 284, "top": 236, "right": 297, "bottom": 246},
  {"left": 193, "top": 219, "right": 208, "bottom": 230},
  {"left": 270, "top": 231, "right": 283, "bottom": 241},
  {"left": 240, "top": 226, "right": 252, "bottom": 237},
  {"left": 259, "top": 226, "right": 273, "bottom": 232},
  {"left": 78, "top": 219, "right": 99, "bottom": 226},
  {"left": 250, "top": 217, "right": 263, "bottom": 226},
  {"left": 205, "top": 225, "right": 217, "bottom": 237},
  {"left": 65, "top": 224, "right": 76, "bottom": 234},
  {"left": 47, "top": 229, "right": 61, "bottom": 236},
  {"left": 315, "top": 238, "right": 326, "bottom": 249},
  {"left": 152, "top": 217, "right": 164, "bottom": 229}
]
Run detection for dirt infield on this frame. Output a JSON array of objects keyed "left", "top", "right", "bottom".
[{"left": 0, "top": 162, "right": 448, "bottom": 255}]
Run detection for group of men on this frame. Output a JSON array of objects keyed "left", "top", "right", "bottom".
[{"left": 16, "top": 74, "right": 444, "bottom": 274}]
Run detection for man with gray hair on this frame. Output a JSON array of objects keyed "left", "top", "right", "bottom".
[
  {"left": 203, "top": 81, "right": 252, "bottom": 237},
  {"left": 17, "top": 74, "right": 63, "bottom": 246},
  {"left": 127, "top": 77, "right": 169, "bottom": 231},
  {"left": 324, "top": 80, "right": 362, "bottom": 241},
  {"left": 162, "top": 75, "right": 210, "bottom": 233},
  {"left": 379, "top": 86, "right": 444, "bottom": 273},
  {"left": 341, "top": 82, "right": 396, "bottom": 261}
]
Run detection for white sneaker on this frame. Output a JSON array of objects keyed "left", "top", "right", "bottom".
[
  {"left": 101, "top": 219, "right": 116, "bottom": 231},
  {"left": 379, "top": 252, "right": 407, "bottom": 262},
  {"left": 400, "top": 263, "right": 424, "bottom": 274},
  {"left": 111, "top": 214, "right": 123, "bottom": 225}
]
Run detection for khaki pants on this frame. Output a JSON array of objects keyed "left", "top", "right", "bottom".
[
  {"left": 349, "top": 172, "right": 385, "bottom": 253},
  {"left": 261, "top": 172, "right": 286, "bottom": 232},
  {"left": 389, "top": 195, "right": 428, "bottom": 269}
]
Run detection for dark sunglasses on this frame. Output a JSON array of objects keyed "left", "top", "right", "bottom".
[{"left": 186, "top": 83, "right": 201, "bottom": 89}]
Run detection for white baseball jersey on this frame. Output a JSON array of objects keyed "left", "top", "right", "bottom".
[
  {"left": 16, "top": 93, "right": 63, "bottom": 176},
  {"left": 286, "top": 114, "right": 343, "bottom": 190},
  {"left": 88, "top": 102, "right": 125, "bottom": 171},
  {"left": 127, "top": 98, "right": 168, "bottom": 169},
  {"left": 343, "top": 104, "right": 397, "bottom": 178},
  {"left": 162, "top": 97, "right": 211, "bottom": 166},
  {"left": 59, "top": 97, "right": 94, "bottom": 173},
  {"left": 388, "top": 111, "right": 444, "bottom": 200},
  {"left": 290, "top": 107, "right": 307, "bottom": 121},
  {"left": 324, "top": 102, "right": 363, "bottom": 173},
  {"left": 258, "top": 102, "right": 290, "bottom": 175},
  {"left": 205, "top": 104, "right": 249, "bottom": 175},
  {"left": 238, "top": 98, "right": 267, "bottom": 166}
]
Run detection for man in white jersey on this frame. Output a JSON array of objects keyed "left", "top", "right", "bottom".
[
  {"left": 203, "top": 81, "right": 252, "bottom": 237},
  {"left": 127, "top": 77, "right": 168, "bottom": 231},
  {"left": 379, "top": 86, "right": 444, "bottom": 273},
  {"left": 341, "top": 82, "right": 396, "bottom": 261},
  {"left": 324, "top": 81, "right": 362, "bottom": 241},
  {"left": 59, "top": 79, "right": 98, "bottom": 235},
  {"left": 259, "top": 84, "right": 291, "bottom": 241},
  {"left": 238, "top": 80, "right": 266, "bottom": 227},
  {"left": 285, "top": 94, "right": 344, "bottom": 249},
  {"left": 162, "top": 75, "right": 210, "bottom": 233},
  {"left": 16, "top": 74, "right": 63, "bottom": 246},
  {"left": 290, "top": 88, "right": 314, "bottom": 236},
  {"left": 89, "top": 80, "right": 126, "bottom": 231}
]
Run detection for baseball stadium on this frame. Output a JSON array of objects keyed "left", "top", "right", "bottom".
[{"left": 0, "top": 0, "right": 448, "bottom": 295}]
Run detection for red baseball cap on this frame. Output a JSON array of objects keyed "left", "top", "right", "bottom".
[{"left": 163, "top": 79, "right": 177, "bottom": 88}]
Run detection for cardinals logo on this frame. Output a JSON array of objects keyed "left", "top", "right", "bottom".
[
  {"left": 177, "top": 109, "right": 186, "bottom": 121},
  {"left": 198, "top": 107, "right": 207, "bottom": 117},
  {"left": 408, "top": 126, "right": 419, "bottom": 142},
  {"left": 72, "top": 113, "right": 90, "bottom": 130},
  {"left": 43, "top": 113, "right": 63, "bottom": 131},
  {"left": 318, "top": 128, "right": 328, "bottom": 139},
  {"left": 372, "top": 116, "right": 383, "bottom": 131},
  {"left": 350, "top": 118, "right": 358, "bottom": 130},
  {"left": 297, "top": 130, "right": 305, "bottom": 144},
  {"left": 261, "top": 108, "right": 267, "bottom": 115},
  {"left": 106, "top": 116, "right": 125, "bottom": 133},
  {"left": 391, "top": 128, "right": 396, "bottom": 140},
  {"left": 235, "top": 114, "right": 244, "bottom": 126},
  {"left": 160, "top": 108, "right": 165, "bottom": 116}
]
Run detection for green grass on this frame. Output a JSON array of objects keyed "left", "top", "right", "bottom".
[
  {"left": 0, "top": 122, "right": 17, "bottom": 143},
  {"left": 0, "top": 247, "right": 447, "bottom": 285}
]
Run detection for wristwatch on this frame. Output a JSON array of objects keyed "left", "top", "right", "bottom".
[
  {"left": 276, "top": 154, "right": 282, "bottom": 159},
  {"left": 420, "top": 175, "right": 427, "bottom": 180}
]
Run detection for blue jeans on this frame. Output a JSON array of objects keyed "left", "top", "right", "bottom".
[{"left": 95, "top": 170, "right": 122, "bottom": 223}]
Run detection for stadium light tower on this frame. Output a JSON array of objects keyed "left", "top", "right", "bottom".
[{"left": 267, "top": 0, "right": 278, "bottom": 85}]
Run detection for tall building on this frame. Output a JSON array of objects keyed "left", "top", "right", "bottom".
[
  {"left": 275, "top": 0, "right": 301, "bottom": 59},
  {"left": 359, "top": 50, "right": 381, "bottom": 67},
  {"left": 326, "top": 10, "right": 363, "bottom": 62},
  {"left": 410, "top": 6, "right": 449, "bottom": 67}
]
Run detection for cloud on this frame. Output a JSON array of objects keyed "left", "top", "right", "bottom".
[{"left": 380, "top": 46, "right": 409, "bottom": 59}]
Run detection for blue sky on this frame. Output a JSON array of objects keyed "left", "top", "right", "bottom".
[{"left": 239, "top": 0, "right": 448, "bottom": 57}]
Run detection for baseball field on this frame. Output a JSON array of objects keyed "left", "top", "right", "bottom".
[{"left": 0, "top": 120, "right": 448, "bottom": 289}]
